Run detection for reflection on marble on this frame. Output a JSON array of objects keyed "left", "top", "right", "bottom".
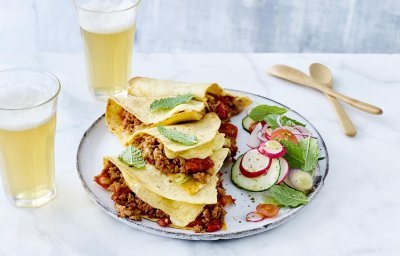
[{"left": 0, "top": 53, "right": 399, "bottom": 255}]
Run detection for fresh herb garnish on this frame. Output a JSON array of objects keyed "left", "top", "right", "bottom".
[
  {"left": 269, "top": 184, "right": 309, "bottom": 207},
  {"left": 172, "top": 173, "right": 191, "bottom": 184},
  {"left": 263, "top": 114, "right": 281, "bottom": 130},
  {"left": 280, "top": 140, "right": 305, "bottom": 169},
  {"left": 263, "top": 195, "right": 280, "bottom": 206},
  {"left": 280, "top": 138, "right": 319, "bottom": 173},
  {"left": 249, "top": 104, "right": 306, "bottom": 130},
  {"left": 249, "top": 105, "right": 287, "bottom": 121},
  {"left": 118, "top": 145, "right": 146, "bottom": 168},
  {"left": 157, "top": 126, "right": 199, "bottom": 146},
  {"left": 299, "top": 137, "right": 319, "bottom": 173},
  {"left": 150, "top": 94, "right": 194, "bottom": 111},
  {"left": 280, "top": 116, "right": 305, "bottom": 127}
]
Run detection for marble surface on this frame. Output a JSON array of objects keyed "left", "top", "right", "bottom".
[
  {"left": 0, "top": 53, "right": 399, "bottom": 255},
  {"left": 1, "top": 0, "right": 400, "bottom": 53}
]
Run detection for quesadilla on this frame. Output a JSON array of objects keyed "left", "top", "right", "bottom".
[
  {"left": 106, "top": 95, "right": 205, "bottom": 145},
  {"left": 94, "top": 157, "right": 234, "bottom": 232},
  {"left": 127, "top": 76, "right": 252, "bottom": 120},
  {"left": 107, "top": 148, "right": 228, "bottom": 203},
  {"left": 129, "top": 113, "right": 229, "bottom": 194}
]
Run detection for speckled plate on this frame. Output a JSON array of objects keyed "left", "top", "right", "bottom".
[{"left": 76, "top": 90, "right": 329, "bottom": 240}]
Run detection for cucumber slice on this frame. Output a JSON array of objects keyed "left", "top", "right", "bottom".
[
  {"left": 242, "top": 115, "right": 255, "bottom": 133},
  {"left": 288, "top": 169, "right": 313, "bottom": 191},
  {"left": 231, "top": 155, "right": 281, "bottom": 192}
]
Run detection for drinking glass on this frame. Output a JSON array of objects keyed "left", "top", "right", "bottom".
[
  {"left": 0, "top": 68, "right": 60, "bottom": 207},
  {"left": 74, "top": 0, "right": 140, "bottom": 100}
]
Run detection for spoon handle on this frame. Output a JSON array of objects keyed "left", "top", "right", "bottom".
[
  {"left": 325, "top": 94, "right": 357, "bottom": 136},
  {"left": 318, "top": 86, "right": 382, "bottom": 115},
  {"left": 268, "top": 65, "right": 383, "bottom": 115}
]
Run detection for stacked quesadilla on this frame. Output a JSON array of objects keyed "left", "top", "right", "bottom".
[{"left": 95, "top": 77, "right": 251, "bottom": 232}]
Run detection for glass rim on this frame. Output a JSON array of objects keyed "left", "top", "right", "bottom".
[
  {"left": 74, "top": 0, "right": 141, "bottom": 14},
  {"left": 0, "top": 67, "right": 61, "bottom": 111}
]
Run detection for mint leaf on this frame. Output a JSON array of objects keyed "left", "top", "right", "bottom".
[
  {"left": 299, "top": 138, "right": 319, "bottom": 173},
  {"left": 263, "top": 195, "right": 280, "bottom": 206},
  {"left": 280, "top": 138, "right": 319, "bottom": 173},
  {"left": 150, "top": 94, "right": 194, "bottom": 111},
  {"left": 263, "top": 114, "right": 281, "bottom": 130},
  {"left": 280, "top": 140, "right": 304, "bottom": 169},
  {"left": 269, "top": 185, "right": 309, "bottom": 207},
  {"left": 249, "top": 105, "right": 287, "bottom": 121},
  {"left": 280, "top": 116, "right": 305, "bottom": 127},
  {"left": 118, "top": 145, "right": 146, "bottom": 168},
  {"left": 157, "top": 126, "right": 199, "bottom": 146}
]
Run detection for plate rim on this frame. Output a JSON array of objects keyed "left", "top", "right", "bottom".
[{"left": 76, "top": 90, "right": 329, "bottom": 240}]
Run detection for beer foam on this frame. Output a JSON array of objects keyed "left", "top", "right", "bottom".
[
  {"left": 0, "top": 86, "right": 55, "bottom": 131},
  {"left": 78, "top": 0, "right": 137, "bottom": 34}
]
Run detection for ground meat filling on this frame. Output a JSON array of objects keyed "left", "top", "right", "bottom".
[
  {"left": 187, "top": 173, "right": 227, "bottom": 233},
  {"left": 205, "top": 94, "right": 240, "bottom": 120},
  {"left": 218, "top": 122, "right": 239, "bottom": 157},
  {"left": 133, "top": 135, "right": 214, "bottom": 184},
  {"left": 94, "top": 162, "right": 227, "bottom": 233},
  {"left": 119, "top": 109, "right": 146, "bottom": 134},
  {"left": 94, "top": 162, "right": 169, "bottom": 221}
]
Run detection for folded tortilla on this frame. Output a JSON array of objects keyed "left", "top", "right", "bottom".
[
  {"left": 106, "top": 95, "right": 205, "bottom": 146},
  {"left": 130, "top": 112, "right": 222, "bottom": 157},
  {"left": 104, "top": 157, "right": 205, "bottom": 227},
  {"left": 107, "top": 148, "right": 228, "bottom": 203},
  {"left": 117, "top": 113, "right": 227, "bottom": 195},
  {"left": 127, "top": 77, "right": 252, "bottom": 113}
]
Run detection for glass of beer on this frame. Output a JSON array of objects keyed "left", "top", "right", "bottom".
[
  {"left": 0, "top": 68, "right": 60, "bottom": 207},
  {"left": 75, "top": 0, "right": 140, "bottom": 100}
]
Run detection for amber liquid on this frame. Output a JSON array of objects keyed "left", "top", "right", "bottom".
[
  {"left": 0, "top": 115, "right": 56, "bottom": 207},
  {"left": 81, "top": 27, "right": 135, "bottom": 99}
]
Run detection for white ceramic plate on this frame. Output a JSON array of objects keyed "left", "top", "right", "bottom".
[{"left": 76, "top": 90, "right": 329, "bottom": 240}]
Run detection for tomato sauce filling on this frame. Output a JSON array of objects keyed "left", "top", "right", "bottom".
[
  {"left": 205, "top": 94, "right": 241, "bottom": 120},
  {"left": 94, "top": 162, "right": 232, "bottom": 233},
  {"left": 133, "top": 134, "right": 215, "bottom": 184}
]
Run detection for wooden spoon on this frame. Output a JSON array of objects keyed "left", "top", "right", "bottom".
[
  {"left": 309, "top": 63, "right": 357, "bottom": 137},
  {"left": 267, "top": 65, "right": 383, "bottom": 115}
]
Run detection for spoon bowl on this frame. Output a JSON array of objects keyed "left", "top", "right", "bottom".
[
  {"left": 309, "top": 63, "right": 357, "bottom": 137},
  {"left": 309, "top": 63, "right": 333, "bottom": 87}
]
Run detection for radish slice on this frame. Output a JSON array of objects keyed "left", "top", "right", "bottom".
[
  {"left": 277, "top": 158, "right": 289, "bottom": 184},
  {"left": 295, "top": 125, "right": 311, "bottom": 135},
  {"left": 264, "top": 127, "right": 273, "bottom": 140},
  {"left": 294, "top": 126, "right": 314, "bottom": 139},
  {"left": 240, "top": 149, "right": 271, "bottom": 178},
  {"left": 246, "top": 123, "right": 262, "bottom": 148},
  {"left": 261, "top": 124, "right": 273, "bottom": 140},
  {"left": 246, "top": 211, "right": 265, "bottom": 222},
  {"left": 257, "top": 130, "right": 268, "bottom": 142},
  {"left": 258, "top": 140, "right": 286, "bottom": 158}
]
